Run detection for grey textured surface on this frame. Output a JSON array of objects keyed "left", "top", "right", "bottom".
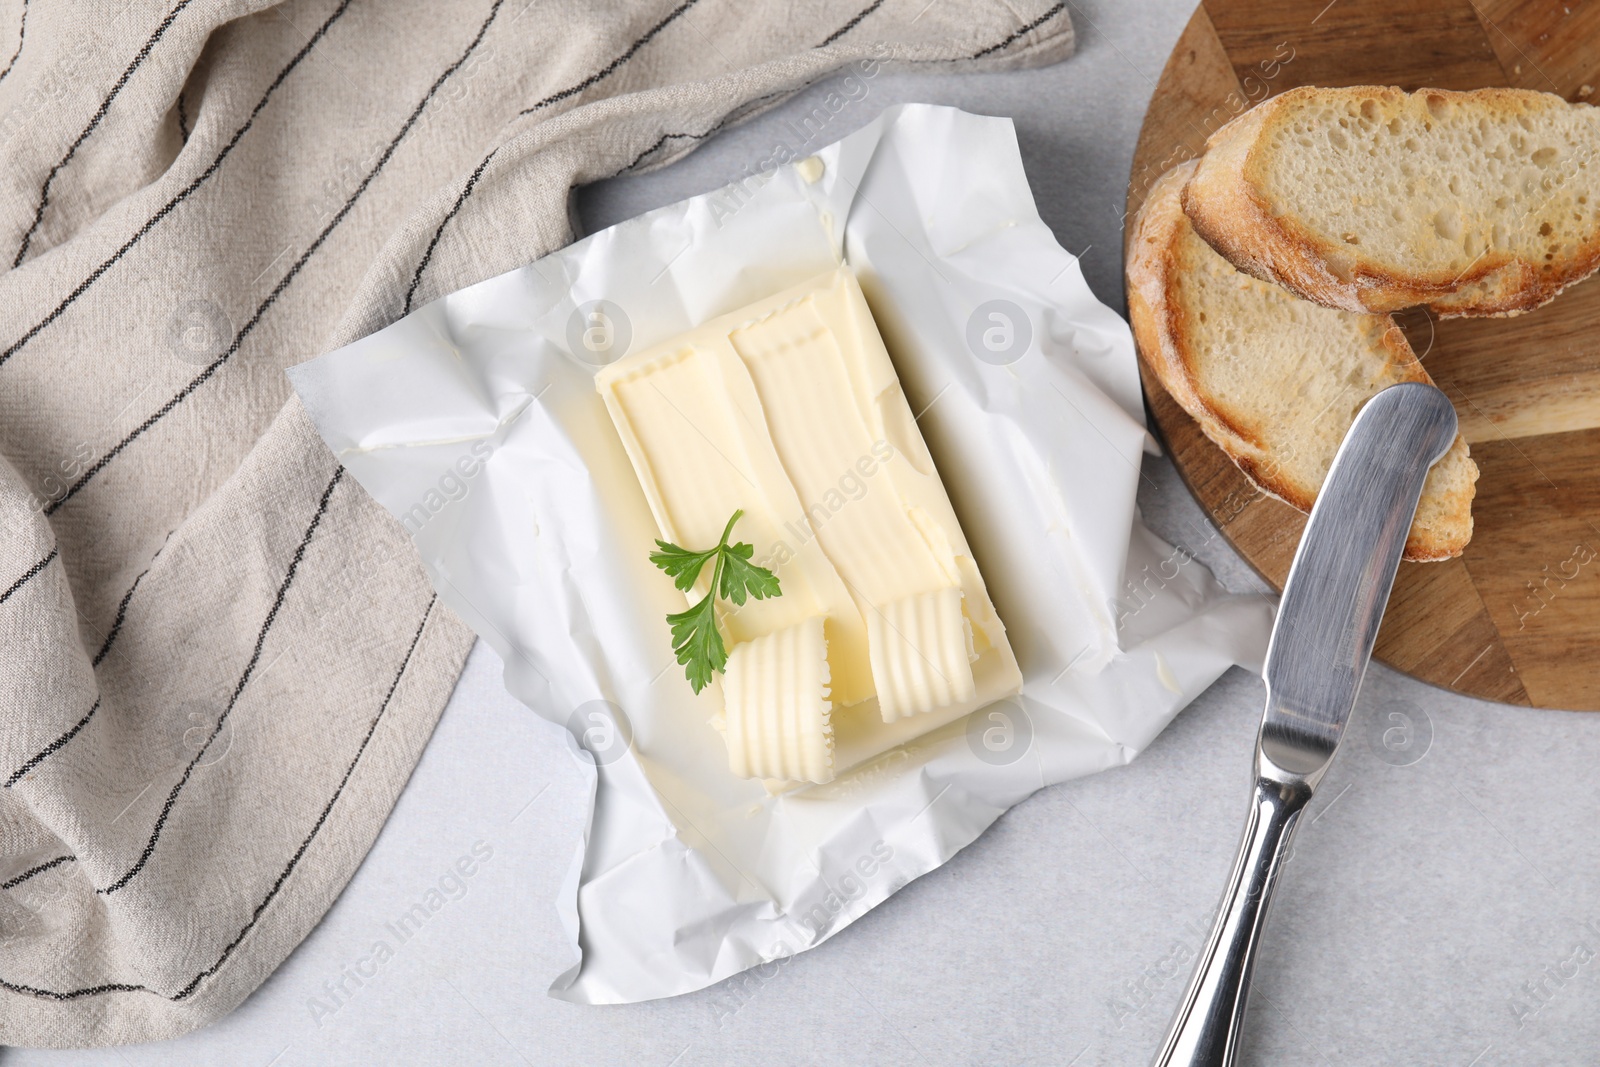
[{"left": 11, "top": 1, "right": 1600, "bottom": 1063}]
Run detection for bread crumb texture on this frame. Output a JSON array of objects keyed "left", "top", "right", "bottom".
[
  {"left": 1130, "top": 160, "right": 1478, "bottom": 560},
  {"left": 1191, "top": 86, "right": 1600, "bottom": 316}
]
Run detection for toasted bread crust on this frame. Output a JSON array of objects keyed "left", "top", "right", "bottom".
[
  {"left": 1128, "top": 166, "right": 1209, "bottom": 421},
  {"left": 1128, "top": 161, "right": 1476, "bottom": 561},
  {"left": 1183, "top": 85, "right": 1600, "bottom": 319},
  {"left": 1408, "top": 435, "right": 1479, "bottom": 561}
]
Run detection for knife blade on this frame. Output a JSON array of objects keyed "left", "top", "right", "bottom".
[{"left": 1152, "top": 382, "right": 1459, "bottom": 1067}]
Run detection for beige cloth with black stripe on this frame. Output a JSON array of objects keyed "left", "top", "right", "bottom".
[{"left": 0, "top": 0, "right": 1074, "bottom": 1048}]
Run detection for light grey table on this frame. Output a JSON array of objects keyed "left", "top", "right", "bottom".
[{"left": 13, "top": 2, "right": 1600, "bottom": 1064}]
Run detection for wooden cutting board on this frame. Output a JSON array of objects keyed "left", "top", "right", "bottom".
[{"left": 1126, "top": 0, "right": 1600, "bottom": 710}]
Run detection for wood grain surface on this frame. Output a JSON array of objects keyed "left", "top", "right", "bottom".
[{"left": 1126, "top": 0, "right": 1600, "bottom": 710}]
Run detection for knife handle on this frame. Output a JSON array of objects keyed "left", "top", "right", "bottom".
[{"left": 1150, "top": 772, "right": 1313, "bottom": 1067}]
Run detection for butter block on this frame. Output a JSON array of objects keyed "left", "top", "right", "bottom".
[
  {"left": 728, "top": 295, "right": 976, "bottom": 721},
  {"left": 598, "top": 323, "right": 874, "bottom": 707},
  {"left": 596, "top": 267, "right": 1022, "bottom": 783}
]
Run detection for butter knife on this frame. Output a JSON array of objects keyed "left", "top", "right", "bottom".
[{"left": 1151, "top": 382, "right": 1459, "bottom": 1067}]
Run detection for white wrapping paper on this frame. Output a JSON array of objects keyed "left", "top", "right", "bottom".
[{"left": 288, "top": 104, "right": 1272, "bottom": 1004}]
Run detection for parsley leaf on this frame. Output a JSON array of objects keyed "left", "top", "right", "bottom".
[
  {"left": 649, "top": 509, "right": 782, "bottom": 693},
  {"left": 719, "top": 541, "right": 782, "bottom": 605},
  {"left": 665, "top": 596, "right": 725, "bottom": 694},
  {"left": 648, "top": 540, "right": 718, "bottom": 592}
]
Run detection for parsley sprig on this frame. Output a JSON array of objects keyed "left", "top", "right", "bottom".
[{"left": 650, "top": 509, "right": 781, "bottom": 693}]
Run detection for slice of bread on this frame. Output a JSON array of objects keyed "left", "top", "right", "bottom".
[
  {"left": 1183, "top": 85, "right": 1600, "bottom": 317},
  {"left": 1129, "top": 161, "right": 1479, "bottom": 561}
]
